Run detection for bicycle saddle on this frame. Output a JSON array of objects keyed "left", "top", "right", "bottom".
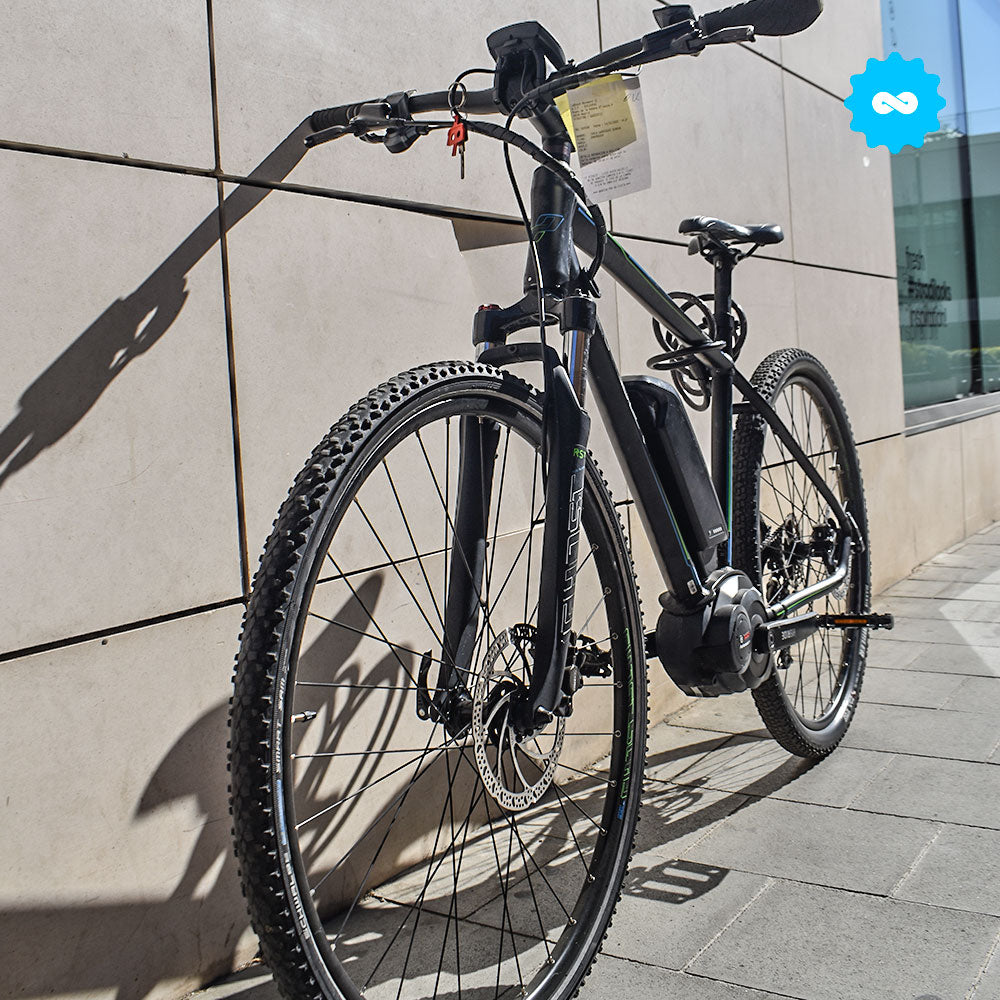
[{"left": 679, "top": 216, "right": 785, "bottom": 246}]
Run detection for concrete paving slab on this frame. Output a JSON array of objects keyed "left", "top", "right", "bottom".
[
  {"left": 941, "top": 676, "right": 1000, "bottom": 715},
  {"left": 865, "top": 637, "right": 923, "bottom": 670},
  {"left": 861, "top": 666, "right": 965, "bottom": 709},
  {"left": 883, "top": 595, "right": 1000, "bottom": 622},
  {"left": 929, "top": 547, "right": 1000, "bottom": 569},
  {"left": 949, "top": 541, "right": 1000, "bottom": 559},
  {"left": 894, "top": 643, "right": 1000, "bottom": 677},
  {"left": 669, "top": 696, "right": 770, "bottom": 738},
  {"left": 634, "top": 784, "right": 750, "bottom": 861},
  {"left": 601, "top": 867, "right": 772, "bottom": 972},
  {"left": 190, "top": 965, "right": 277, "bottom": 1000},
  {"left": 765, "top": 747, "right": 896, "bottom": 808},
  {"left": 874, "top": 616, "right": 1000, "bottom": 646},
  {"left": 682, "top": 796, "right": 937, "bottom": 895},
  {"left": 972, "top": 939, "right": 1000, "bottom": 998},
  {"left": 884, "top": 577, "right": 949, "bottom": 598},
  {"left": 893, "top": 825, "right": 1000, "bottom": 916},
  {"left": 912, "top": 563, "right": 1000, "bottom": 584},
  {"left": 842, "top": 703, "right": 1000, "bottom": 760},
  {"left": 938, "top": 581, "right": 1000, "bottom": 602},
  {"left": 688, "top": 879, "right": 1000, "bottom": 1000},
  {"left": 583, "top": 953, "right": 791, "bottom": 1000},
  {"left": 850, "top": 754, "right": 1000, "bottom": 828},
  {"left": 643, "top": 724, "right": 732, "bottom": 785},
  {"left": 664, "top": 736, "right": 806, "bottom": 797}
]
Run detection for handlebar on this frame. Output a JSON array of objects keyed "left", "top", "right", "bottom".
[
  {"left": 311, "top": 88, "right": 501, "bottom": 132},
  {"left": 309, "top": 0, "right": 821, "bottom": 135}
]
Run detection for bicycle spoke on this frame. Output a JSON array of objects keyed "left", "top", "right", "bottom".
[
  {"left": 324, "top": 554, "right": 420, "bottom": 689},
  {"left": 383, "top": 458, "right": 447, "bottom": 634},
  {"left": 353, "top": 498, "right": 447, "bottom": 652},
  {"left": 324, "top": 720, "right": 447, "bottom": 934}
]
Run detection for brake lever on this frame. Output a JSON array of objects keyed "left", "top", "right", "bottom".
[
  {"left": 304, "top": 115, "right": 431, "bottom": 152},
  {"left": 304, "top": 122, "right": 365, "bottom": 148}
]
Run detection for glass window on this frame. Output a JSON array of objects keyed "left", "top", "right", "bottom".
[
  {"left": 960, "top": 1, "right": 1000, "bottom": 392},
  {"left": 881, "top": 0, "right": 1000, "bottom": 409}
]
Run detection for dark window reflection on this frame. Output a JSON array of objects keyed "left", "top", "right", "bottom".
[{"left": 881, "top": 0, "right": 1000, "bottom": 408}]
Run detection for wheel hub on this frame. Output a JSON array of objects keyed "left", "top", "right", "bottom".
[{"left": 472, "top": 626, "right": 565, "bottom": 811}]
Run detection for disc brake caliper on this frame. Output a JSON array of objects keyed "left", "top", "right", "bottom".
[{"left": 556, "top": 633, "right": 612, "bottom": 717}]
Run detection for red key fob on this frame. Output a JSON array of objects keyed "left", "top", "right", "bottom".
[{"left": 446, "top": 114, "right": 467, "bottom": 155}]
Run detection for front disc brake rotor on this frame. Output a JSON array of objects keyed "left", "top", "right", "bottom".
[{"left": 472, "top": 625, "right": 565, "bottom": 811}]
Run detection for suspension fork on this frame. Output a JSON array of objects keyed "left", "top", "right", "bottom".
[
  {"left": 515, "top": 359, "right": 592, "bottom": 732},
  {"left": 436, "top": 416, "right": 500, "bottom": 699},
  {"left": 436, "top": 344, "right": 593, "bottom": 730}
]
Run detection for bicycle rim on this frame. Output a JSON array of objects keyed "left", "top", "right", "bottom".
[{"left": 735, "top": 350, "right": 869, "bottom": 744}]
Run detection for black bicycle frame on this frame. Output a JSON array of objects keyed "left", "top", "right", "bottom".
[{"left": 440, "top": 124, "right": 858, "bottom": 725}]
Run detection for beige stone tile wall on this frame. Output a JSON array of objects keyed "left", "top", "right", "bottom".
[{"left": 2, "top": 2, "right": 990, "bottom": 999}]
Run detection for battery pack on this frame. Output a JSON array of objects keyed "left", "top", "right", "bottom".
[{"left": 623, "top": 376, "right": 729, "bottom": 564}]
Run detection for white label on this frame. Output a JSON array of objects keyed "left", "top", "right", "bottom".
[{"left": 559, "top": 75, "right": 651, "bottom": 203}]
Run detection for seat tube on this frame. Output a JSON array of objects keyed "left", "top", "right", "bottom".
[{"left": 711, "top": 253, "right": 736, "bottom": 561}]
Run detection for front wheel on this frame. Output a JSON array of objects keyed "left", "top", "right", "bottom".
[
  {"left": 732, "top": 349, "right": 870, "bottom": 758},
  {"left": 229, "top": 361, "right": 647, "bottom": 1000}
]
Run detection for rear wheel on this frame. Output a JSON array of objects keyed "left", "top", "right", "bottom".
[
  {"left": 733, "top": 349, "right": 870, "bottom": 757},
  {"left": 229, "top": 362, "right": 647, "bottom": 1000}
]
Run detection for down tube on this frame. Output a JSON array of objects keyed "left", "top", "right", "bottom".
[{"left": 586, "top": 327, "right": 707, "bottom": 606}]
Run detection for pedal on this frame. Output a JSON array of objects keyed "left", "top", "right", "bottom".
[{"left": 816, "top": 613, "right": 894, "bottom": 630}]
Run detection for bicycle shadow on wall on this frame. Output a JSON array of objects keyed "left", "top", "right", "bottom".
[
  {"left": 0, "top": 122, "right": 312, "bottom": 493},
  {"left": 0, "top": 577, "right": 416, "bottom": 1000}
]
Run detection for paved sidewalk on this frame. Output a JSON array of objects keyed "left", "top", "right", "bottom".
[{"left": 196, "top": 526, "right": 1000, "bottom": 1000}]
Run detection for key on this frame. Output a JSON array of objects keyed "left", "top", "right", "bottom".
[{"left": 446, "top": 113, "right": 467, "bottom": 179}]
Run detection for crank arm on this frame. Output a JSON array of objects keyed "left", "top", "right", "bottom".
[{"left": 754, "top": 610, "right": 895, "bottom": 654}]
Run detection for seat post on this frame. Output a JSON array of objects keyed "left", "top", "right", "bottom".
[{"left": 710, "top": 249, "right": 738, "bottom": 562}]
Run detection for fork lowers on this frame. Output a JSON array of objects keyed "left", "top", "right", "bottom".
[{"left": 654, "top": 569, "right": 770, "bottom": 697}]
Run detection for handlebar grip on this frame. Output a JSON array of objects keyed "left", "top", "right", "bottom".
[
  {"left": 701, "top": 0, "right": 822, "bottom": 37},
  {"left": 310, "top": 103, "right": 368, "bottom": 131}
]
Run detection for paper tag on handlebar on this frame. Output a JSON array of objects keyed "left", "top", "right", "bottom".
[
  {"left": 556, "top": 76, "right": 651, "bottom": 202},
  {"left": 557, "top": 74, "right": 636, "bottom": 165}
]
